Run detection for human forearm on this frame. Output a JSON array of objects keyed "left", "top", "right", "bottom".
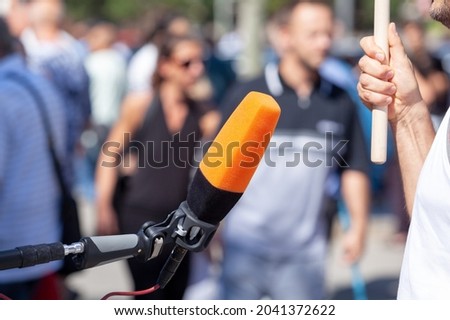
[
  {"left": 94, "top": 142, "right": 121, "bottom": 235},
  {"left": 340, "top": 170, "right": 370, "bottom": 263},
  {"left": 341, "top": 170, "right": 370, "bottom": 235},
  {"left": 95, "top": 158, "right": 119, "bottom": 205},
  {"left": 391, "top": 101, "right": 435, "bottom": 216}
]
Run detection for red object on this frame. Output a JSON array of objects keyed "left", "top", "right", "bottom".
[{"left": 32, "top": 273, "right": 62, "bottom": 300}]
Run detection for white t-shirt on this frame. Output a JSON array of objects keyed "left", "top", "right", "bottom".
[
  {"left": 397, "top": 108, "right": 450, "bottom": 299},
  {"left": 84, "top": 49, "right": 126, "bottom": 127},
  {"left": 126, "top": 43, "right": 158, "bottom": 94}
]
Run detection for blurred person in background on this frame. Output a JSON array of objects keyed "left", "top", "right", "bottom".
[
  {"left": 20, "top": 0, "right": 91, "bottom": 189},
  {"left": 79, "top": 21, "right": 127, "bottom": 201},
  {"left": 0, "top": 0, "right": 28, "bottom": 37},
  {"left": 95, "top": 33, "right": 220, "bottom": 299},
  {"left": 201, "top": 23, "right": 237, "bottom": 107},
  {"left": 0, "top": 17, "right": 67, "bottom": 299},
  {"left": 126, "top": 11, "right": 192, "bottom": 96},
  {"left": 264, "top": 3, "right": 291, "bottom": 65},
  {"left": 401, "top": 19, "right": 449, "bottom": 129},
  {"left": 218, "top": 0, "right": 370, "bottom": 300},
  {"left": 127, "top": 10, "right": 229, "bottom": 115}
]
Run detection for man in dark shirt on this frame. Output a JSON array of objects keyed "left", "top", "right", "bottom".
[{"left": 219, "top": 0, "right": 370, "bottom": 299}]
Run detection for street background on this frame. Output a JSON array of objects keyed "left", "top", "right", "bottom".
[{"left": 57, "top": 0, "right": 424, "bottom": 301}]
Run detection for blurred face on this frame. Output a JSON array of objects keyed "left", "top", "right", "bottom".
[
  {"left": 286, "top": 3, "right": 333, "bottom": 70},
  {"left": 86, "top": 24, "right": 117, "bottom": 51},
  {"left": 430, "top": 0, "right": 450, "bottom": 28},
  {"left": 3, "top": 0, "right": 29, "bottom": 36},
  {"left": 162, "top": 40, "right": 204, "bottom": 88},
  {"left": 29, "top": 0, "right": 64, "bottom": 26}
]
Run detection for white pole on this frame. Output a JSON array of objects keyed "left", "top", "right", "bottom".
[{"left": 371, "top": 0, "right": 390, "bottom": 164}]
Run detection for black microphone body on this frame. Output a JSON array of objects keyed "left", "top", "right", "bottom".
[{"left": 156, "top": 92, "right": 281, "bottom": 288}]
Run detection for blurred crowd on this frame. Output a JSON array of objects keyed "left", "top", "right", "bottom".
[{"left": 1, "top": 0, "right": 450, "bottom": 300}]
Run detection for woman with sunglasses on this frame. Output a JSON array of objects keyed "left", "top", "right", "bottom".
[{"left": 95, "top": 33, "right": 220, "bottom": 300}]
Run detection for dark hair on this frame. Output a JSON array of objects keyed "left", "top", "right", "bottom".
[
  {"left": 0, "top": 18, "right": 15, "bottom": 58},
  {"left": 268, "top": 2, "right": 292, "bottom": 29},
  {"left": 287, "top": 0, "right": 332, "bottom": 7},
  {"left": 268, "top": 0, "right": 334, "bottom": 32},
  {"left": 280, "top": 0, "right": 333, "bottom": 21},
  {"left": 152, "top": 34, "right": 203, "bottom": 89},
  {"left": 144, "top": 11, "right": 189, "bottom": 46}
]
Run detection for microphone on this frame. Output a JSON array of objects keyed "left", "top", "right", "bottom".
[
  {"left": 0, "top": 91, "right": 280, "bottom": 287},
  {"left": 157, "top": 91, "right": 281, "bottom": 288}
]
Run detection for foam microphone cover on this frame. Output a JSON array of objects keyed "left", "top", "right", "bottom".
[{"left": 186, "top": 91, "right": 281, "bottom": 225}]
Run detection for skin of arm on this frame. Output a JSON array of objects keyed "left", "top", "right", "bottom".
[
  {"left": 95, "top": 92, "right": 151, "bottom": 235},
  {"left": 340, "top": 170, "right": 370, "bottom": 263},
  {"left": 357, "top": 23, "right": 436, "bottom": 216},
  {"left": 390, "top": 102, "right": 435, "bottom": 215},
  {"left": 199, "top": 109, "right": 221, "bottom": 140}
]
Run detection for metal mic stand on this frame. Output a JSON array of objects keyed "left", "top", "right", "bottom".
[{"left": 0, "top": 201, "right": 218, "bottom": 287}]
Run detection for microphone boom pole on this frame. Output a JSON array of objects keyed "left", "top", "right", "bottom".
[{"left": 0, "top": 204, "right": 217, "bottom": 273}]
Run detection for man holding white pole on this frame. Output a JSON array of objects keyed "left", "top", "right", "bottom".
[{"left": 357, "top": 0, "right": 450, "bottom": 299}]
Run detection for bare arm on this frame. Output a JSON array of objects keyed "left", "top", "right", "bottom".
[
  {"left": 199, "top": 109, "right": 221, "bottom": 140},
  {"left": 95, "top": 92, "right": 151, "bottom": 235},
  {"left": 357, "top": 23, "right": 436, "bottom": 216},
  {"left": 340, "top": 170, "right": 370, "bottom": 263},
  {"left": 391, "top": 102, "right": 435, "bottom": 214}
]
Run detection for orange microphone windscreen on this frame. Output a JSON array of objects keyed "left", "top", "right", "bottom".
[
  {"left": 187, "top": 91, "right": 281, "bottom": 225},
  {"left": 199, "top": 91, "right": 281, "bottom": 193}
]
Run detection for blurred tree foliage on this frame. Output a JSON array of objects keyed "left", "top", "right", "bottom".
[
  {"left": 65, "top": 0, "right": 215, "bottom": 23},
  {"left": 356, "top": 0, "right": 403, "bottom": 31},
  {"left": 65, "top": 0, "right": 405, "bottom": 31}
]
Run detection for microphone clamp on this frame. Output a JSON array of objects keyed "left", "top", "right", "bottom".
[
  {"left": 174, "top": 201, "right": 219, "bottom": 252},
  {"left": 143, "top": 201, "right": 218, "bottom": 253}
]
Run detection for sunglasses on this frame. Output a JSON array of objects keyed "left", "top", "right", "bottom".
[{"left": 172, "top": 58, "right": 204, "bottom": 69}]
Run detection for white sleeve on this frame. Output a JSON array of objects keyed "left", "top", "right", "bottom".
[{"left": 126, "top": 43, "right": 158, "bottom": 94}]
